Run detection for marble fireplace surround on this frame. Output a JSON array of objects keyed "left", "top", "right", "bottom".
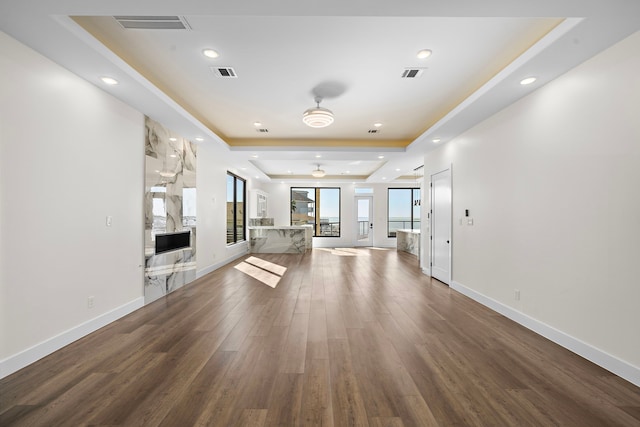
[{"left": 144, "top": 116, "right": 197, "bottom": 304}]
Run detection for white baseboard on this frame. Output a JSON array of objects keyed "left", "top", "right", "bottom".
[
  {"left": 0, "top": 297, "right": 144, "bottom": 380},
  {"left": 450, "top": 281, "right": 639, "bottom": 387},
  {"left": 196, "top": 248, "right": 249, "bottom": 279}
]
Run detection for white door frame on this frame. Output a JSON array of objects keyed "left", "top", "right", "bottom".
[
  {"left": 354, "top": 195, "right": 373, "bottom": 247},
  {"left": 430, "top": 167, "right": 452, "bottom": 285}
]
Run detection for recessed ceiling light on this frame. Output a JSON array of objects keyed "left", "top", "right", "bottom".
[
  {"left": 345, "top": 171, "right": 350, "bottom": 174},
  {"left": 195, "top": 137, "right": 204, "bottom": 142},
  {"left": 520, "top": 77, "right": 537, "bottom": 85},
  {"left": 251, "top": 154, "right": 258, "bottom": 158},
  {"left": 241, "top": 167, "right": 247, "bottom": 170},
  {"left": 100, "top": 76, "right": 118, "bottom": 85},
  {"left": 374, "top": 122, "right": 383, "bottom": 127},
  {"left": 287, "top": 170, "right": 292, "bottom": 174},
  {"left": 395, "top": 168, "right": 401, "bottom": 172},
  {"left": 253, "top": 121, "right": 262, "bottom": 127},
  {"left": 378, "top": 155, "right": 385, "bottom": 159},
  {"left": 416, "top": 49, "right": 432, "bottom": 59},
  {"left": 255, "top": 176, "right": 259, "bottom": 179},
  {"left": 169, "top": 154, "right": 177, "bottom": 158},
  {"left": 202, "top": 49, "right": 219, "bottom": 58},
  {"left": 169, "top": 137, "right": 177, "bottom": 142},
  {"left": 382, "top": 177, "right": 387, "bottom": 180},
  {"left": 432, "top": 138, "right": 441, "bottom": 143},
  {"left": 315, "top": 154, "right": 322, "bottom": 158}
]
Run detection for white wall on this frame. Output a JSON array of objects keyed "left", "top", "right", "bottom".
[
  {"left": 195, "top": 144, "right": 249, "bottom": 277},
  {"left": 0, "top": 32, "right": 145, "bottom": 375},
  {"left": 423, "top": 31, "right": 640, "bottom": 381}
]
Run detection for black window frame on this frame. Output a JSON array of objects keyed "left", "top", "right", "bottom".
[
  {"left": 387, "top": 187, "right": 421, "bottom": 238},
  {"left": 290, "top": 187, "right": 341, "bottom": 237},
  {"left": 226, "top": 172, "right": 246, "bottom": 245}
]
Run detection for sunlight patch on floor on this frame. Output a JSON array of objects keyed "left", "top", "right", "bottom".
[
  {"left": 316, "top": 247, "right": 381, "bottom": 256},
  {"left": 245, "top": 256, "right": 287, "bottom": 276},
  {"left": 234, "top": 257, "right": 287, "bottom": 288}
]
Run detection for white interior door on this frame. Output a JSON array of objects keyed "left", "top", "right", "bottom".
[
  {"left": 431, "top": 168, "right": 451, "bottom": 284},
  {"left": 355, "top": 196, "right": 373, "bottom": 247}
]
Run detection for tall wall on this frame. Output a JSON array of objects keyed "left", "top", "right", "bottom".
[
  {"left": 422, "top": 31, "right": 640, "bottom": 383},
  {"left": 0, "top": 32, "right": 145, "bottom": 375}
]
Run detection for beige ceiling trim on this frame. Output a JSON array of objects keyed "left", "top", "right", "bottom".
[
  {"left": 226, "top": 138, "right": 412, "bottom": 148},
  {"left": 412, "top": 17, "right": 564, "bottom": 138},
  {"left": 270, "top": 174, "right": 369, "bottom": 180},
  {"left": 72, "top": 16, "right": 224, "bottom": 137}
]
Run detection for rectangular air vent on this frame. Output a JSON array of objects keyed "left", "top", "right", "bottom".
[
  {"left": 368, "top": 129, "right": 380, "bottom": 134},
  {"left": 256, "top": 128, "right": 269, "bottom": 133},
  {"left": 114, "top": 16, "right": 191, "bottom": 30},
  {"left": 401, "top": 68, "right": 426, "bottom": 78},
  {"left": 211, "top": 67, "right": 238, "bottom": 78}
]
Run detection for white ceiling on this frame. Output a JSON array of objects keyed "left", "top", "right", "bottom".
[{"left": 2, "top": 0, "right": 640, "bottom": 183}]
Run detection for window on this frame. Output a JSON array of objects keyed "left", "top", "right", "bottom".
[
  {"left": 388, "top": 188, "right": 421, "bottom": 237},
  {"left": 291, "top": 187, "right": 340, "bottom": 237},
  {"left": 227, "top": 172, "right": 245, "bottom": 244}
]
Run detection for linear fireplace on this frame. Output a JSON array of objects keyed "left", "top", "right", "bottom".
[{"left": 155, "top": 230, "right": 191, "bottom": 255}]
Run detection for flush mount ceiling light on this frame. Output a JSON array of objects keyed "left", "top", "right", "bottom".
[
  {"left": 311, "top": 164, "right": 326, "bottom": 178},
  {"left": 520, "top": 77, "right": 537, "bottom": 85},
  {"left": 303, "top": 96, "right": 334, "bottom": 128}
]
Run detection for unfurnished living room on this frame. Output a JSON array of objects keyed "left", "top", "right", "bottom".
[{"left": 1, "top": 1, "right": 639, "bottom": 426}]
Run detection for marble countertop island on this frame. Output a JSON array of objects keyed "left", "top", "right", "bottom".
[
  {"left": 396, "top": 229, "right": 420, "bottom": 257},
  {"left": 249, "top": 225, "right": 313, "bottom": 253}
]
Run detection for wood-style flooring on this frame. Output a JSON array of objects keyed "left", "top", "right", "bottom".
[{"left": 1, "top": 248, "right": 639, "bottom": 426}]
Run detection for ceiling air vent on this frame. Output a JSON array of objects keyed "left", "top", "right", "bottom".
[
  {"left": 401, "top": 68, "right": 426, "bottom": 78},
  {"left": 368, "top": 129, "right": 380, "bottom": 134},
  {"left": 211, "top": 67, "right": 238, "bottom": 78},
  {"left": 114, "top": 16, "right": 191, "bottom": 30},
  {"left": 256, "top": 128, "right": 269, "bottom": 133}
]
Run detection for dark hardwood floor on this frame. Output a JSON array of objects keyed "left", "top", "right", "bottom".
[{"left": 1, "top": 248, "right": 639, "bottom": 426}]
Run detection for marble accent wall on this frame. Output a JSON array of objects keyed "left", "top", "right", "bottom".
[
  {"left": 396, "top": 229, "right": 420, "bottom": 257},
  {"left": 249, "top": 218, "right": 275, "bottom": 226},
  {"left": 144, "top": 117, "right": 197, "bottom": 304}
]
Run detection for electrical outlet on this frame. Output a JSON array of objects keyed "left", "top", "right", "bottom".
[
  {"left": 88, "top": 296, "right": 95, "bottom": 309},
  {"left": 514, "top": 290, "right": 520, "bottom": 301}
]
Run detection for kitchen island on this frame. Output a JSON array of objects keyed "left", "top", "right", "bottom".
[{"left": 248, "top": 225, "right": 313, "bottom": 253}]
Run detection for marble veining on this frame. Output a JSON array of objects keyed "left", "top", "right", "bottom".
[
  {"left": 144, "top": 116, "right": 197, "bottom": 304},
  {"left": 249, "top": 226, "right": 310, "bottom": 253},
  {"left": 396, "top": 229, "right": 420, "bottom": 257},
  {"left": 249, "top": 218, "right": 275, "bottom": 226}
]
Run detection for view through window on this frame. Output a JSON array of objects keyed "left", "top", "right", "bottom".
[
  {"left": 226, "top": 172, "right": 245, "bottom": 244},
  {"left": 388, "top": 188, "right": 421, "bottom": 237},
  {"left": 290, "top": 187, "right": 340, "bottom": 237}
]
